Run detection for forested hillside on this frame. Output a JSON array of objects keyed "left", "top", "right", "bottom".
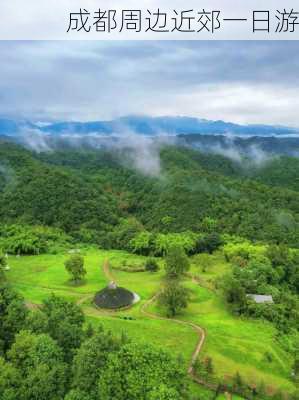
[
  {"left": 0, "top": 140, "right": 299, "bottom": 248},
  {"left": 1, "top": 139, "right": 299, "bottom": 399}
]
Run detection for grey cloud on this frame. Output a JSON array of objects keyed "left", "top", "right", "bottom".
[{"left": 1, "top": 41, "right": 299, "bottom": 125}]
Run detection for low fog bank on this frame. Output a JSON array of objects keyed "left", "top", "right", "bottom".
[
  {"left": 15, "top": 129, "right": 177, "bottom": 177},
  {"left": 4, "top": 128, "right": 299, "bottom": 176},
  {"left": 180, "top": 134, "right": 299, "bottom": 166}
]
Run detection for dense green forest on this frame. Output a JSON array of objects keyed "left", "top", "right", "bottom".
[{"left": 1, "top": 140, "right": 299, "bottom": 248}]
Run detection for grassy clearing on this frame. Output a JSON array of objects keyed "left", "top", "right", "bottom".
[
  {"left": 6, "top": 249, "right": 196, "bottom": 367},
  {"left": 183, "top": 282, "right": 294, "bottom": 392},
  {"left": 184, "top": 254, "right": 294, "bottom": 392},
  {"left": 6, "top": 248, "right": 295, "bottom": 394}
]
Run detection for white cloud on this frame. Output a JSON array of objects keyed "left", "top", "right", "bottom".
[{"left": 0, "top": 41, "right": 299, "bottom": 126}]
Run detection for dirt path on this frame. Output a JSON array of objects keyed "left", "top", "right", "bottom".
[
  {"left": 102, "top": 259, "right": 207, "bottom": 382},
  {"left": 103, "top": 258, "right": 114, "bottom": 281},
  {"left": 140, "top": 292, "right": 206, "bottom": 375},
  {"left": 76, "top": 293, "right": 93, "bottom": 306},
  {"left": 25, "top": 301, "right": 40, "bottom": 310}
]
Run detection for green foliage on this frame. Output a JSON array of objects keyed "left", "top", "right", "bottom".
[
  {"left": 64, "top": 254, "right": 86, "bottom": 283},
  {"left": 0, "top": 284, "right": 28, "bottom": 353},
  {"left": 64, "top": 390, "right": 92, "bottom": 400},
  {"left": 0, "top": 224, "right": 70, "bottom": 255},
  {"left": 200, "top": 217, "right": 218, "bottom": 233},
  {"left": 24, "top": 310, "right": 49, "bottom": 335},
  {"left": 98, "top": 343, "right": 188, "bottom": 400},
  {"left": 293, "top": 357, "right": 299, "bottom": 378},
  {"left": 111, "top": 218, "right": 144, "bottom": 251},
  {"left": 154, "top": 232, "right": 197, "bottom": 257},
  {"left": 291, "top": 390, "right": 299, "bottom": 400},
  {"left": 71, "top": 328, "right": 122, "bottom": 399},
  {"left": 129, "top": 231, "right": 197, "bottom": 257},
  {"left": 205, "top": 357, "right": 214, "bottom": 375},
  {"left": 266, "top": 244, "right": 290, "bottom": 268},
  {"left": 195, "top": 232, "right": 223, "bottom": 254},
  {"left": 0, "top": 253, "right": 7, "bottom": 280},
  {"left": 252, "top": 156, "right": 299, "bottom": 192},
  {"left": 223, "top": 243, "right": 299, "bottom": 331},
  {"left": 0, "top": 356, "right": 20, "bottom": 400},
  {"left": 0, "top": 145, "right": 119, "bottom": 239},
  {"left": 145, "top": 258, "right": 159, "bottom": 272},
  {"left": 223, "top": 276, "right": 247, "bottom": 315},
  {"left": 165, "top": 246, "right": 190, "bottom": 279},
  {"left": 42, "top": 295, "right": 85, "bottom": 361},
  {"left": 1, "top": 143, "right": 299, "bottom": 249},
  {"left": 7, "top": 330, "right": 67, "bottom": 400},
  {"left": 223, "top": 241, "right": 266, "bottom": 263},
  {"left": 194, "top": 357, "right": 214, "bottom": 383},
  {"left": 130, "top": 231, "right": 152, "bottom": 255},
  {"left": 232, "top": 371, "right": 244, "bottom": 392},
  {"left": 159, "top": 281, "right": 189, "bottom": 317}
]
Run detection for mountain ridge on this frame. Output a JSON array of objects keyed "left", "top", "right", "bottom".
[{"left": 0, "top": 115, "right": 298, "bottom": 137}]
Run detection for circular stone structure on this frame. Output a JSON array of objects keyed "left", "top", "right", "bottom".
[{"left": 94, "top": 281, "right": 137, "bottom": 309}]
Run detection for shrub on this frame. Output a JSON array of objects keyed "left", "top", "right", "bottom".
[
  {"left": 0, "top": 253, "right": 7, "bottom": 280},
  {"left": 195, "top": 232, "right": 223, "bottom": 254},
  {"left": 145, "top": 258, "right": 159, "bottom": 272}
]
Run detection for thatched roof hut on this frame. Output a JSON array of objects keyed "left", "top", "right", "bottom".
[{"left": 94, "top": 281, "right": 136, "bottom": 309}]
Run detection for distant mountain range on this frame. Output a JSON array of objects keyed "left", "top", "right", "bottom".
[{"left": 0, "top": 115, "right": 298, "bottom": 137}]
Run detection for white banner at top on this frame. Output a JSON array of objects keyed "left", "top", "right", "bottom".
[{"left": 1, "top": 0, "right": 299, "bottom": 40}]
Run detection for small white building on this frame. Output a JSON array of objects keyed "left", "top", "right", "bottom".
[
  {"left": 246, "top": 294, "right": 274, "bottom": 304},
  {"left": 68, "top": 249, "right": 81, "bottom": 254}
]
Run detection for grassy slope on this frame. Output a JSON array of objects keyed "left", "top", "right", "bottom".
[
  {"left": 186, "top": 254, "right": 294, "bottom": 392},
  {"left": 6, "top": 249, "right": 295, "bottom": 394}
]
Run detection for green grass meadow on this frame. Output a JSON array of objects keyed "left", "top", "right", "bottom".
[{"left": 6, "top": 248, "right": 295, "bottom": 395}]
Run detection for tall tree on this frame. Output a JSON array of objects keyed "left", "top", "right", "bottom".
[
  {"left": 71, "top": 328, "right": 121, "bottom": 400},
  {"left": 159, "top": 281, "right": 189, "bottom": 317},
  {"left": 64, "top": 254, "right": 86, "bottom": 284},
  {"left": 42, "top": 295, "right": 85, "bottom": 361},
  {"left": 0, "top": 284, "right": 28, "bottom": 353},
  {"left": 165, "top": 246, "right": 190, "bottom": 279},
  {"left": 8, "top": 330, "right": 67, "bottom": 400}
]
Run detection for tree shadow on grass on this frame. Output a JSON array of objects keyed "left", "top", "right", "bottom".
[{"left": 65, "top": 279, "right": 87, "bottom": 287}]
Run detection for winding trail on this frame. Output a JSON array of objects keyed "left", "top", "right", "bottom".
[
  {"left": 76, "top": 293, "right": 93, "bottom": 306},
  {"left": 102, "top": 259, "right": 208, "bottom": 385}
]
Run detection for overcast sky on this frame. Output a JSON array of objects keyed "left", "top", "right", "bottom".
[{"left": 1, "top": 41, "right": 299, "bottom": 126}]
